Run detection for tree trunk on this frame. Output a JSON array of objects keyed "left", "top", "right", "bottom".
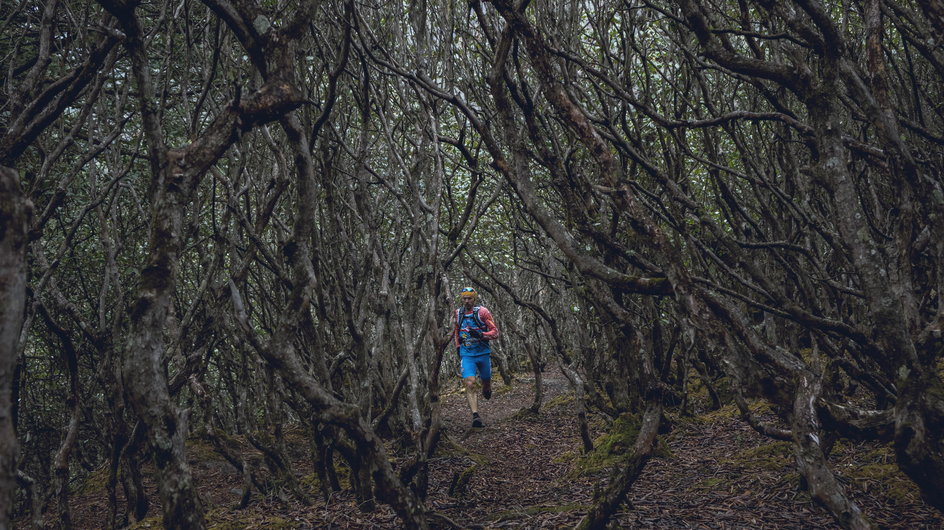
[
  {"left": 122, "top": 175, "right": 205, "bottom": 528},
  {"left": 0, "top": 166, "right": 29, "bottom": 529},
  {"left": 524, "top": 340, "right": 543, "bottom": 414},
  {"left": 791, "top": 371, "right": 871, "bottom": 529},
  {"left": 575, "top": 403, "right": 663, "bottom": 530},
  {"left": 894, "top": 370, "right": 944, "bottom": 511}
]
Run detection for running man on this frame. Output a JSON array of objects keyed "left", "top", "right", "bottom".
[{"left": 454, "top": 287, "right": 500, "bottom": 428}]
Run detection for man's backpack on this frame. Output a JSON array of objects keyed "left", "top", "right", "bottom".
[{"left": 456, "top": 306, "right": 485, "bottom": 330}]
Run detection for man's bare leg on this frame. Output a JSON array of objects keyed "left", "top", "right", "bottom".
[
  {"left": 464, "top": 376, "right": 478, "bottom": 413},
  {"left": 464, "top": 376, "right": 483, "bottom": 427}
]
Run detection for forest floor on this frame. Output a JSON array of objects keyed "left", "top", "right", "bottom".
[{"left": 63, "top": 365, "right": 944, "bottom": 529}]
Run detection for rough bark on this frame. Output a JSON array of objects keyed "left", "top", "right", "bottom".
[
  {"left": 792, "top": 371, "right": 872, "bottom": 529},
  {"left": 894, "top": 371, "right": 944, "bottom": 511},
  {"left": 0, "top": 166, "right": 29, "bottom": 530},
  {"left": 575, "top": 403, "right": 663, "bottom": 530}
]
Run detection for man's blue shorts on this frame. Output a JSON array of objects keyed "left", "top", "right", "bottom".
[{"left": 461, "top": 354, "right": 492, "bottom": 380}]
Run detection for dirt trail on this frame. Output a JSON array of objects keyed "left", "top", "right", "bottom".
[
  {"left": 429, "top": 366, "right": 942, "bottom": 528},
  {"left": 63, "top": 365, "right": 944, "bottom": 528}
]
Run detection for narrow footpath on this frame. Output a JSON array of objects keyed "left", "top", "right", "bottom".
[
  {"left": 425, "top": 365, "right": 942, "bottom": 528},
  {"left": 67, "top": 365, "right": 944, "bottom": 529}
]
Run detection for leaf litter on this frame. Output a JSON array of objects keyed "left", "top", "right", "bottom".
[{"left": 63, "top": 365, "right": 943, "bottom": 529}]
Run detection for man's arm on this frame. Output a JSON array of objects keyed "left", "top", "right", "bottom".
[{"left": 479, "top": 307, "right": 499, "bottom": 340}]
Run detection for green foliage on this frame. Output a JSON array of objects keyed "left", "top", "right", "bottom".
[{"left": 8, "top": 0, "right": 944, "bottom": 524}]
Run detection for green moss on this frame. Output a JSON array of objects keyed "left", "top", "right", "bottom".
[
  {"left": 205, "top": 507, "right": 239, "bottom": 529},
  {"left": 569, "top": 413, "right": 670, "bottom": 477},
  {"left": 186, "top": 437, "right": 223, "bottom": 462},
  {"left": 860, "top": 445, "right": 893, "bottom": 462},
  {"left": 511, "top": 407, "right": 540, "bottom": 420},
  {"left": 828, "top": 439, "right": 848, "bottom": 455},
  {"left": 127, "top": 516, "right": 163, "bottom": 529},
  {"left": 448, "top": 463, "right": 479, "bottom": 497},
  {"left": 254, "top": 517, "right": 297, "bottom": 529},
  {"left": 580, "top": 414, "right": 641, "bottom": 474},
  {"left": 776, "top": 471, "right": 802, "bottom": 488},
  {"left": 330, "top": 460, "right": 353, "bottom": 490},
  {"left": 207, "top": 521, "right": 242, "bottom": 530},
  {"left": 797, "top": 348, "right": 814, "bottom": 362},
  {"left": 747, "top": 399, "right": 774, "bottom": 415},
  {"left": 693, "top": 399, "right": 773, "bottom": 425},
  {"left": 554, "top": 448, "right": 577, "bottom": 465},
  {"left": 543, "top": 394, "right": 575, "bottom": 411},
  {"left": 206, "top": 515, "right": 297, "bottom": 529},
  {"left": 73, "top": 464, "right": 110, "bottom": 496},
  {"left": 689, "top": 476, "right": 726, "bottom": 492},
  {"left": 843, "top": 446, "right": 922, "bottom": 505},
  {"left": 847, "top": 463, "right": 919, "bottom": 504},
  {"left": 693, "top": 404, "right": 739, "bottom": 424},
  {"left": 436, "top": 436, "right": 489, "bottom": 465},
  {"left": 299, "top": 473, "right": 320, "bottom": 491},
  {"left": 653, "top": 437, "right": 673, "bottom": 459},
  {"left": 725, "top": 441, "right": 792, "bottom": 471},
  {"left": 491, "top": 503, "right": 591, "bottom": 522}
]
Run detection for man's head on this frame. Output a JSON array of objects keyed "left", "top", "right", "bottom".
[{"left": 460, "top": 287, "right": 477, "bottom": 308}]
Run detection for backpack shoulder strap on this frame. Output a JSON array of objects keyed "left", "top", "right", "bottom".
[
  {"left": 458, "top": 306, "right": 486, "bottom": 329},
  {"left": 472, "top": 306, "right": 484, "bottom": 328}
]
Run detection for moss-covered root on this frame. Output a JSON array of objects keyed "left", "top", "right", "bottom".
[{"left": 448, "top": 463, "right": 478, "bottom": 497}]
